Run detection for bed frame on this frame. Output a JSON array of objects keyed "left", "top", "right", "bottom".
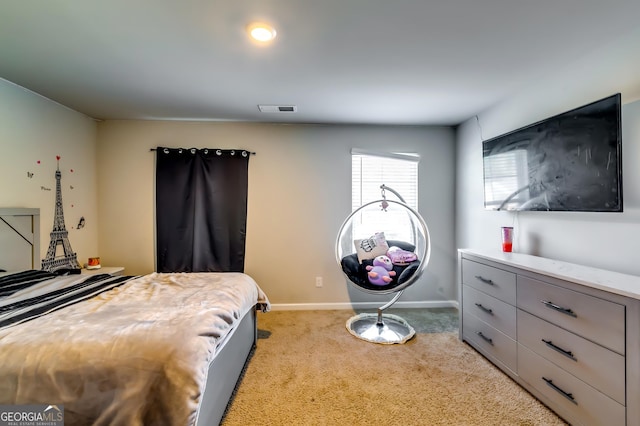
[
  {"left": 0, "top": 207, "right": 256, "bottom": 425},
  {"left": 197, "top": 308, "right": 257, "bottom": 425}
]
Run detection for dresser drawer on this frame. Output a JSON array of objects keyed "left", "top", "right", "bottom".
[
  {"left": 463, "top": 284, "right": 516, "bottom": 339},
  {"left": 462, "top": 310, "right": 517, "bottom": 372},
  {"left": 518, "top": 309, "right": 625, "bottom": 405},
  {"left": 462, "top": 259, "right": 516, "bottom": 305},
  {"left": 517, "top": 276, "right": 625, "bottom": 354},
  {"left": 518, "top": 344, "right": 625, "bottom": 426}
]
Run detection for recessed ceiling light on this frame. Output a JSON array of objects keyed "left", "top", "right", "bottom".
[{"left": 248, "top": 22, "right": 277, "bottom": 43}]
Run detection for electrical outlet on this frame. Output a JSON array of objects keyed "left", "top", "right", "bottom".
[{"left": 315, "top": 276, "right": 323, "bottom": 288}]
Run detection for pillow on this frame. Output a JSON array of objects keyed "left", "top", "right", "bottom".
[
  {"left": 354, "top": 232, "right": 389, "bottom": 263},
  {"left": 386, "top": 240, "right": 416, "bottom": 252},
  {"left": 387, "top": 246, "right": 417, "bottom": 266}
]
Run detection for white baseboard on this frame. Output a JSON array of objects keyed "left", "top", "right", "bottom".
[{"left": 269, "top": 300, "right": 459, "bottom": 311}]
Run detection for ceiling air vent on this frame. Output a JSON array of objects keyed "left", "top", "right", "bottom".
[{"left": 258, "top": 105, "right": 298, "bottom": 113}]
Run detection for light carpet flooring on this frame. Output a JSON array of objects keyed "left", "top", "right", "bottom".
[{"left": 221, "top": 308, "right": 566, "bottom": 425}]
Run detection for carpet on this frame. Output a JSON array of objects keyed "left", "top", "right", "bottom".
[{"left": 221, "top": 309, "right": 566, "bottom": 425}]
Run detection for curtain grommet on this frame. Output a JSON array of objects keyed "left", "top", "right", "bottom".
[
  {"left": 216, "top": 149, "right": 222, "bottom": 156},
  {"left": 163, "top": 148, "right": 169, "bottom": 154}
]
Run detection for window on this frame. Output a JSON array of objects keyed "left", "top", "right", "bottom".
[{"left": 351, "top": 150, "right": 419, "bottom": 243}]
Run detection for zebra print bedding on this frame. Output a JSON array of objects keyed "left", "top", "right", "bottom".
[{"left": 0, "top": 270, "right": 135, "bottom": 330}]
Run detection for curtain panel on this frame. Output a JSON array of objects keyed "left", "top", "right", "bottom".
[{"left": 155, "top": 147, "right": 250, "bottom": 273}]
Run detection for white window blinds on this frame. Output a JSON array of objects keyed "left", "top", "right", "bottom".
[
  {"left": 352, "top": 150, "right": 419, "bottom": 210},
  {"left": 351, "top": 150, "right": 419, "bottom": 243}
]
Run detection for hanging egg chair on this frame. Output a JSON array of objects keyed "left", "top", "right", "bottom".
[{"left": 335, "top": 185, "right": 431, "bottom": 344}]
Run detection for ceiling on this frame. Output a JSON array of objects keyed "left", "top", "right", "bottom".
[{"left": 1, "top": 1, "right": 639, "bottom": 126}]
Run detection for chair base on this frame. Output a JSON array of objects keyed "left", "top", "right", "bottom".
[{"left": 346, "top": 312, "right": 415, "bottom": 344}]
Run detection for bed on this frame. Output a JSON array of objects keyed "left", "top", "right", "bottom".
[{"left": 0, "top": 208, "right": 269, "bottom": 425}]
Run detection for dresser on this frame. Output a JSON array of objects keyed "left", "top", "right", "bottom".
[{"left": 459, "top": 249, "right": 640, "bottom": 426}]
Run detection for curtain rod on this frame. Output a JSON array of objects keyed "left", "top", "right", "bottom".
[{"left": 149, "top": 148, "right": 256, "bottom": 155}]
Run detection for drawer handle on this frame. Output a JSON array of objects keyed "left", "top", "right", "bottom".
[
  {"left": 475, "top": 275, "right": 494, "bottom": 285},
  {"left": 540, "top": 300, "right": 577, "bottom": 318},
  {"left": 474, "top": 303, "right": 493, "bottom": 314},
  {"left": 542, "top": 377, "right": 577, "bottom": 405},
  {"left": 542, "top": 339, "right": 577, "bottom": 362},
  {"left": 476, "top": 331, "right": 493, "bottom": 345}
]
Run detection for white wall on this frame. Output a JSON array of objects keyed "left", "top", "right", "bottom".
[
  {"left": 96, "top": 121, "right": 456, "bottom": 307},
  {"left": 456, "top": 27, "right": 640, "bottom": 278},
  {"left": 0, "top": 78, "right": 99, "bottom": 265}
]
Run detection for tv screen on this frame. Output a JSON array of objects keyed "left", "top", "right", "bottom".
[{"left": 483, "top": 93, "right": 622, "bottom": 212}]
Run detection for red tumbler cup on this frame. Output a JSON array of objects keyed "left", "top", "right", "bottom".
[{"left": 501, "top": 227, "right": 513, "bottom": 252}]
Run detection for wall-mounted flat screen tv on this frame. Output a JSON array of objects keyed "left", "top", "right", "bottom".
[{"left": 483, "top": 93, "right": 622, "bottom": 212}]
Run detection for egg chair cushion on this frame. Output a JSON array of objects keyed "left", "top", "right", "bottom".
[{"left": 341, "top": 240, "right": 420, "bottom": 292}]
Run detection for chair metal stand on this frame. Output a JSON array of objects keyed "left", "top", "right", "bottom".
[{"left": 346, "top": 291, "right": 415, "bottom": 344}]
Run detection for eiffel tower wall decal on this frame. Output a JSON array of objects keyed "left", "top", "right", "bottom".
[{"left": 41, "top": 156, "right": 81, "bottom": 272}]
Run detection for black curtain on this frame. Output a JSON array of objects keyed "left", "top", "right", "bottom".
[{"left": 155, "top": 147, "right": 250, "bottom": 273}]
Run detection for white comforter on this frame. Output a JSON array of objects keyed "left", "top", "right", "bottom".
[{"left": 0, "top": 272, "right": 270, "bottom": 425}]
